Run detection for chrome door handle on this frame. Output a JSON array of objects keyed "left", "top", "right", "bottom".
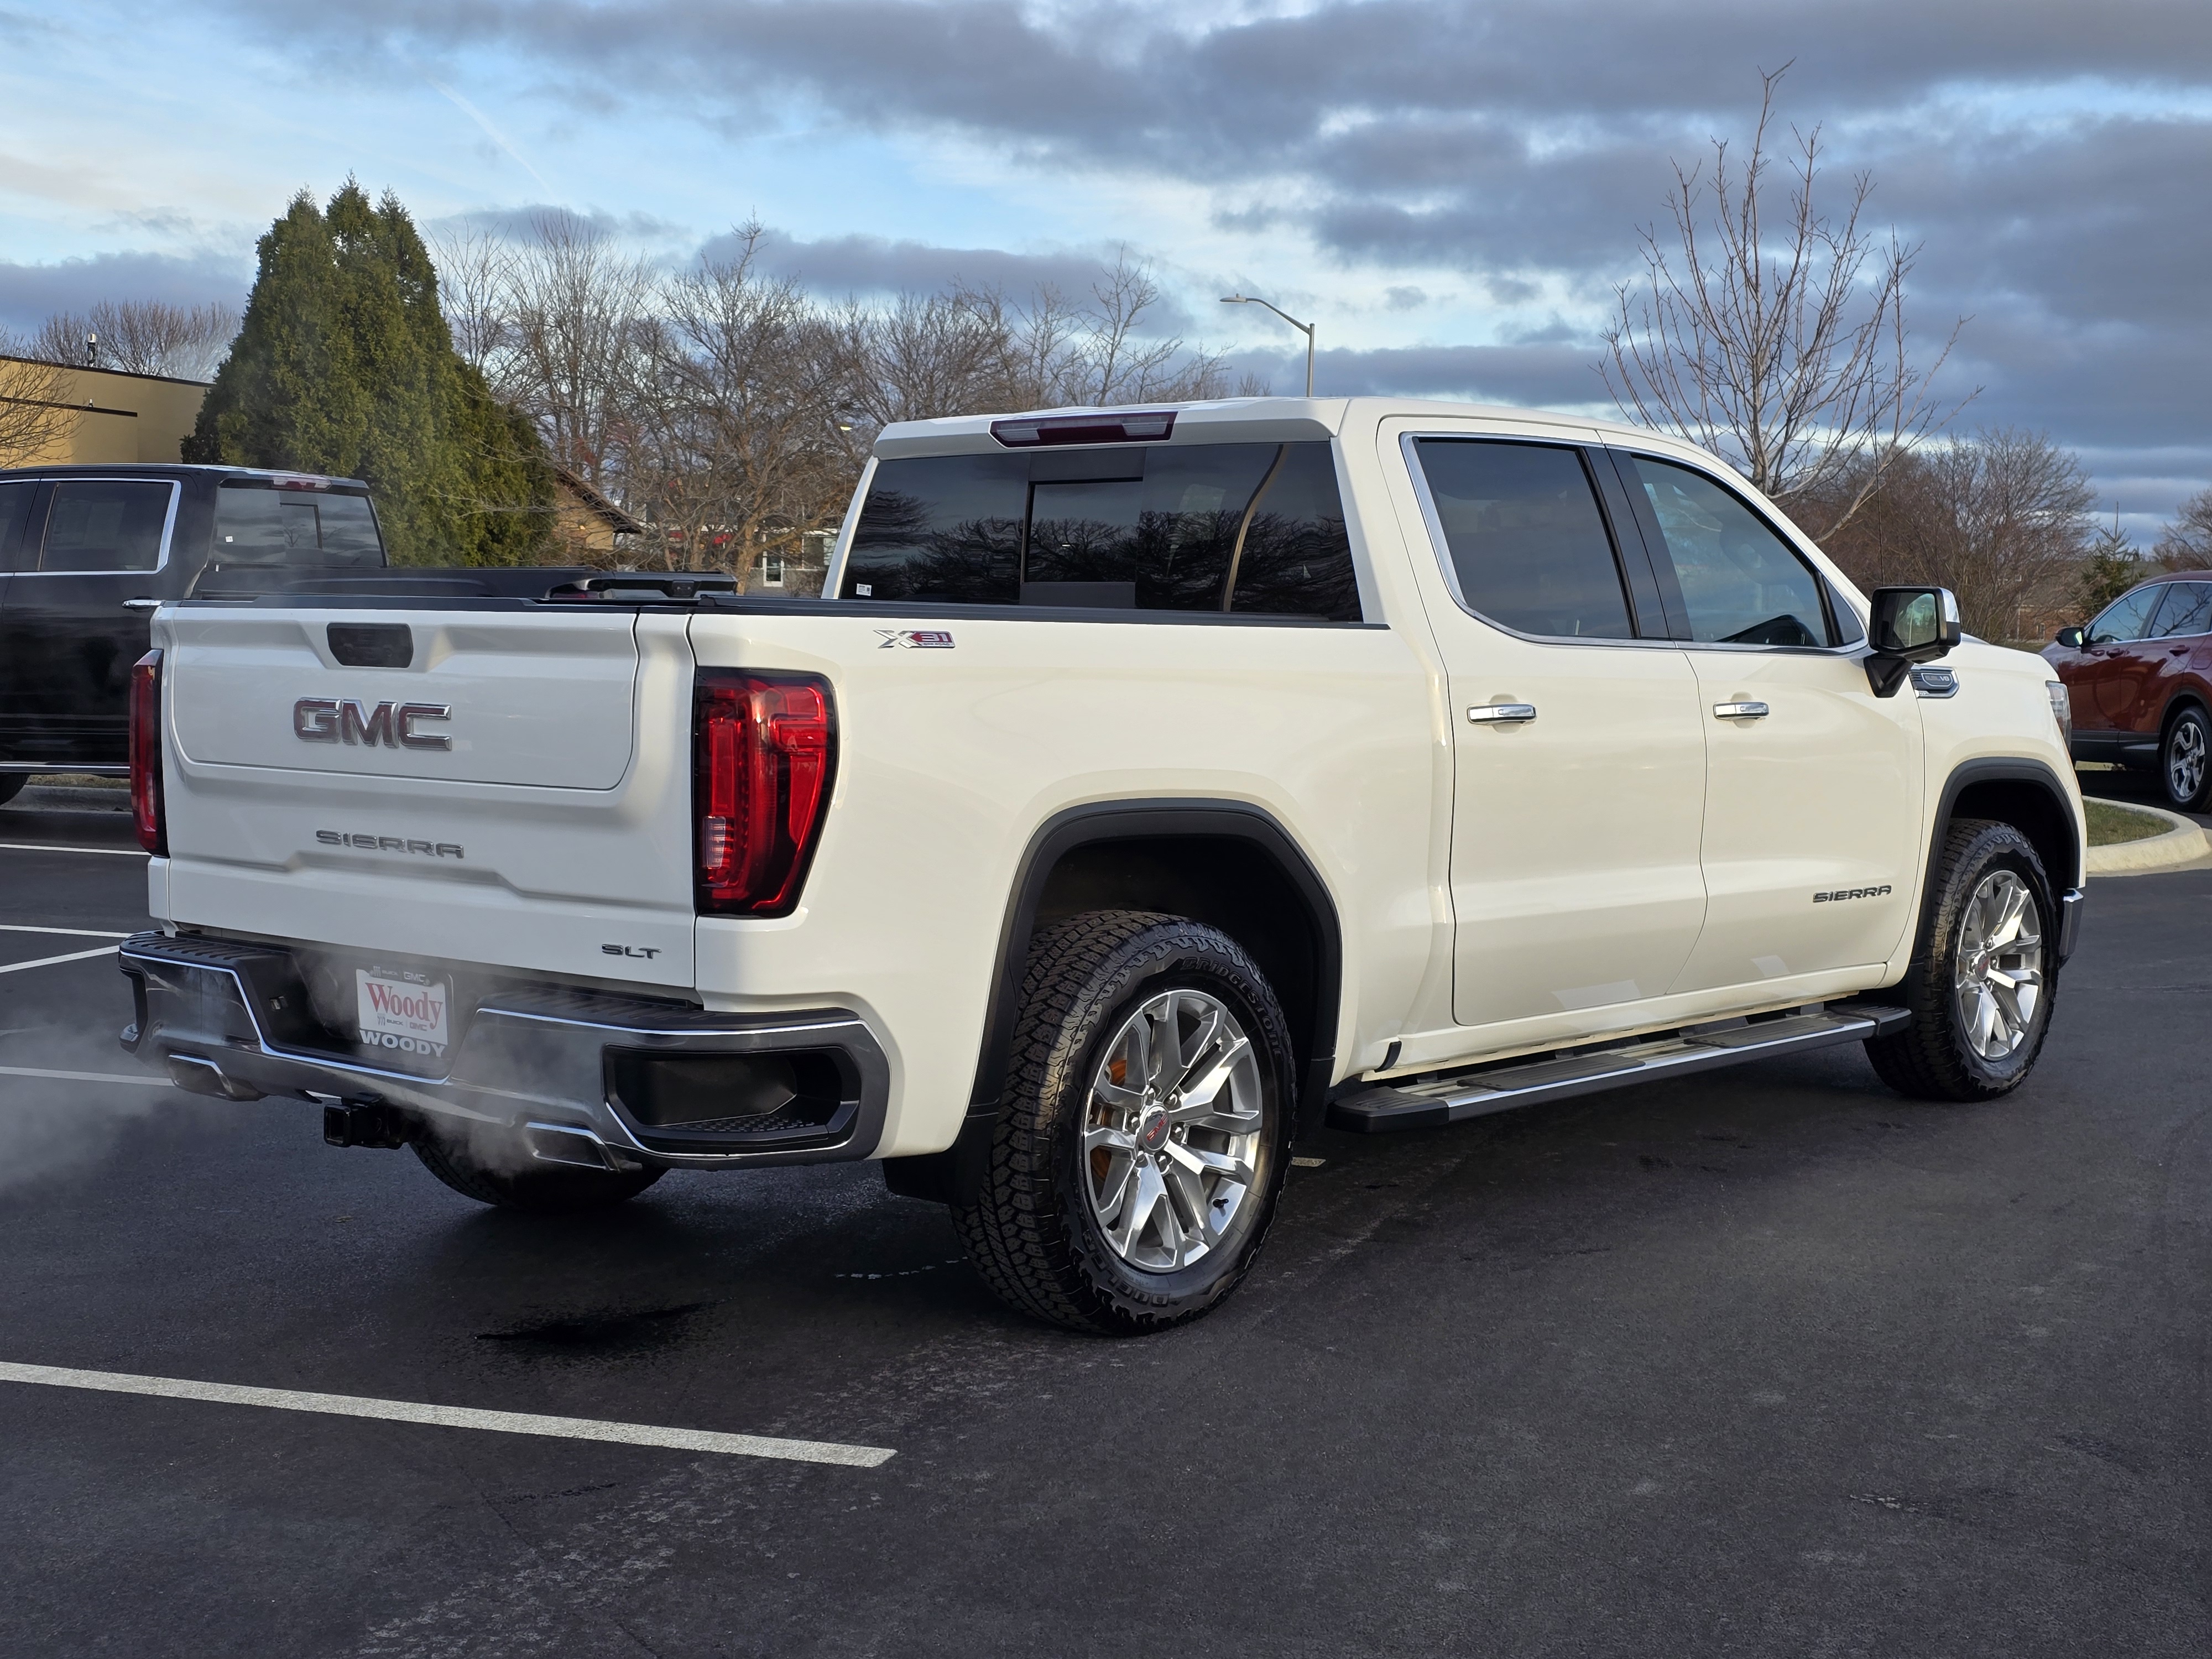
[
  {"left": 1467, "top": 703, "right": 1538, "bottom": 724},
  {"left": 120, "top": 598, "right": 160, "bottom": 611},
  {"left": 1712, "top": 701, "right": 1770, "bottom": 720}
]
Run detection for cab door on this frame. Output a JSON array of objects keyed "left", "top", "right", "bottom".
[
  {"left": 2068, "top": 583, "right": 2167, "bottom": 733},
  {"left": 1611, "top": 451, "right": 1922, "bottom": 992},
  {"left": 0, "top": 476, "right": 183, "bottom": 769},
  {"left": 2133, "top": 582, "right": 2210, "bottom": 737},
  {"left": 1394, "top": 431, "right": 1710, "bottom": 1032}
]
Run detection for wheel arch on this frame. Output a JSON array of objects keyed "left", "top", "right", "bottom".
[
  {"left": 971, "top": 801, "right": 1343, "bottom": 1124},
  {"left": 1929, "top": 758, "right": 2083, "bottom": 900},
  {"left": 2158, "top": 690, "right": 2210, "bottom": 741}
]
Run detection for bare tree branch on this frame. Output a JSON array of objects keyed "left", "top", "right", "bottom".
[
  {"left": 1600, "top": 65, "right": 1976, "bottom": 541},
  {"left": 30, "top": 300, "right": 237, "bottom": 379}
]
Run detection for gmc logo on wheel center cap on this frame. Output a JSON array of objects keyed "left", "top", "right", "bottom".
[{"left": 294, "top": 697, "right": 452, "bottom": 750}]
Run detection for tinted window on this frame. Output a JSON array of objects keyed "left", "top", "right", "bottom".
[
  {"left": 1412, "top": 440, "right": 1633, "bottom": 639},
  {"left": 845, "top": 453, "right": 1028, "bottom": 604},
  {"left": 0, "top": 481, "right": 32, "bottom": 569},
  {"left": 212, "top": 483, "right": 385, "bottom": 567},
  {"left": 2086, "top": 586, "right": 2162, "bottom": 644},
  {"left": 1629, "top": 456, "right": 1832, "bottom": 646},
  {"left": 841, "top": 442, "right": 1360, "bottom": 619},
  {"left": 39, "top": 480, "right": 173, "bottom": 572},
  {"left": 2150, "top": 582, "right": 2212, "bottom": 639}
]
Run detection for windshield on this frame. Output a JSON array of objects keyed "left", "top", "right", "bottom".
[{"left": 212, "top": 482, "right": 385, "bottom": 568}]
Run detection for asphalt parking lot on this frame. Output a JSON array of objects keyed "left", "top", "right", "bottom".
[{"left": 2, "top": 780, "right": 2207, "bottom": 1657}]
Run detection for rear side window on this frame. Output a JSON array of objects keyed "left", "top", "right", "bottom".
[
  {"left": 2086, "top": 587, "right": 2161, "bottom": 644},
  {"left": 841, "top": 442, "right": 1360, "bottom": 620},
  {"left": 2150, "top": 583, "right": 2212, "bottom": 639},
  {"left": 39, "top": 479, "right": 174, "bottom": 572},
  {"left": 1411, "top": 440, "right": 1634, "bottom": 639},
  {"left": 1626, "top": 456, "right": 1833, "bottom": 646},
  {"left": 213, "top": 483, "right": 385, "bottom": 567}
]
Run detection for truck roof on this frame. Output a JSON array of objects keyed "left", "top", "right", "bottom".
[
  {"left": 0, "top": 462, "right": 373, "bottom": 489},
  {"left": 873, "top": 395, "right": 1704, "bottom": 463}
]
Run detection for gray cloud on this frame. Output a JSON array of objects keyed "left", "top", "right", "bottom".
[
  {"left": 0, "top": 251, "right": 249, "bottom": 338},
  {"left": 179, "top": 1, "right": 2212, "bottom": 525},
  {"left": 729, "top": 227, "right": 1114, "bottom": 301}
]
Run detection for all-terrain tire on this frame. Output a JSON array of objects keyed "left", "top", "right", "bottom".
[
  {"left": 1865, "top": 818, "right": 2057, "bottom": 1102},
  {"left": 413, "top": 1129, "right": 665, "bottom": 1213},
  {"left": 951, "top": 909, "right": 1297, "bottom": 1335}
]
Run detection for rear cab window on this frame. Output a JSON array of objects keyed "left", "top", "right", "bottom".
[
  {"left": 210, "top": 480, "right": 385, "bottom": 572},
  {"left": 841, "top": 441, "right": 1361, "bottom": 620}
]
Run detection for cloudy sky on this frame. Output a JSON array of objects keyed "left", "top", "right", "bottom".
[{"left": 3, "top": 1, "right": 2208, "bottom": 534}]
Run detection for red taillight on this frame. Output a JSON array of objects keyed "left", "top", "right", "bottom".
[
  {"left": 694, "top": 671, "right": 835, "bottom": 916},
  {"left": 129, "top": 649, "right": 165, "bottom": 855}
]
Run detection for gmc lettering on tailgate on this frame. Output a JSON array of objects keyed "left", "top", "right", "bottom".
[{"left": 294, "top": 698, "right": 452, "bottom": 750}]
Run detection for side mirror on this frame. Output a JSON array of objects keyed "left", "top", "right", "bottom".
[
  {"left": 1864, "top": 586, "right": 1962, "bottom": 696},
  {"left": 2054, "top": 625, "right": 2085, "bottom": 649}
]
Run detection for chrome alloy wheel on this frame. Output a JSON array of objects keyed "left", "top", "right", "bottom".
[
  {"left": 1952, "top": 869, "right": 2044, "bottom": 1062},
  {"left": 2170, "top": 718, "right": 2208, "bottom": 803},
  {"left": 1082, "top": 988, "right": 1264, "bottom": 1273}
]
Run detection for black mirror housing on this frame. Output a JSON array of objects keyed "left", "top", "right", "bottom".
[
  {"left": 1869, "top": 586, "right": 1962, "bottom": 659},
  {"left": 1864, "top": 586, "right": 1962, "bottom": 696},
  {"left": 2054, "top": 624, "right": 2085, "bottom": 649}
]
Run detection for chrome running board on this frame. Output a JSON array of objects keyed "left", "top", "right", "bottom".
[{"left": 1328, "top": 1004, "right": 1911, "bottom": 1134}]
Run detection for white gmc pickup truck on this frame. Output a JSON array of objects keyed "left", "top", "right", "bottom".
[{"left": 120, "top": 398, "right": 2085, "bottom": 1334}]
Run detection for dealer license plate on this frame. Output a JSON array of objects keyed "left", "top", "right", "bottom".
[{"left": 356, "top": 968, "right": 451, "bottom": 1062}]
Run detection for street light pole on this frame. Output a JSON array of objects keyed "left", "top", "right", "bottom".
[{"left": 1219, "top": 294, "right": 1315, "bottom": 396}]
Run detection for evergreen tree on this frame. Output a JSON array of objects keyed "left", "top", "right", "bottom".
[
  {"left": 2079, "top": 512, "right": 2144, "bottom": 614},
  {"left": 188, "top": 182, "right": 551, "bottom": 564}
]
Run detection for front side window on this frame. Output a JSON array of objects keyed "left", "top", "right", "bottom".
[
  {"left": 2150, "top": 582, "right": 2212, "bottom": 639},
  {"left": 39, "top": 479, "right": 173, "bottom": 572},
  {"left": 840, "top": 442, "right": 1359, "bottom": 619},
  {"left": 212, "top": 483, "right": 384, "bottom": 567},
  {"left": 1411, "top": 439, "right": 1634, "bottom": 639},
  {"left": 2086, "top": 586, "right": 2162, "bottom": 644},
  {"left": 1626, "top": 456, "right": 1832, "bottom": 647}
]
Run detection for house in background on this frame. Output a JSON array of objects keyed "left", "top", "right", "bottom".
[
  {"left": 549, "top": 463, "right": 645, "bottom": 561},
  {"left": 1, "top": 354, "right": 209, "bottom": 463}
]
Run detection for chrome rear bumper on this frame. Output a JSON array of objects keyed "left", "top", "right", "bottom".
[{"left": 117, "top": 932, "right": 889, "bottom": 1170}]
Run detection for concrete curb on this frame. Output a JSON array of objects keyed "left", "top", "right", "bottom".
[{"left": 2085, "top": 802, "right": 2211, "bottom": 874}]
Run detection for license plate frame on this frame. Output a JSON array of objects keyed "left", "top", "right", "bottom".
[{"left": 354, "top": 967, "right": 452, "bottom": 1063}]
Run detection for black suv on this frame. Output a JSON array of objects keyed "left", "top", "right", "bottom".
[{"left": 0, "top": 463, "right": 385, "bottom": 798}]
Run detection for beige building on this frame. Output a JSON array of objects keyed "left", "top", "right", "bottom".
[{"left": 1, "top": 354, "right": 211, "bottom": 465}]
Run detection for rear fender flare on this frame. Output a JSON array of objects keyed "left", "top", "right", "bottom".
[{"left": 969, "top": 799, "right": 1342, "bottom": 1112}]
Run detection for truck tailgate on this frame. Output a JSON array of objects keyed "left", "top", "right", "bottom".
[{"left": 155, "top": 605, "right": 697, "bottom": 989}]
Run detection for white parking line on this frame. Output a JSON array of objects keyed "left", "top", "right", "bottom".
[
  {"left": 0, "top": 946, "right": 118, "bottom": 975},
  {"left": 0, "top": 1065, "right": 170, "bottom": 1089},
  {"left": 0, "top": 925, "right": 133, "bottom": 938},
  {"left": 0, "top": 843, "right": 147, "bottom": 857},
  {"left": 0, "top": 1361, "right": 896, "bottom": 1467}
]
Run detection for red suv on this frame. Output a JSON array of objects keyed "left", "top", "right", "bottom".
[{"left": 2045, "top": 571, "right": 2212, "bottom": 809}]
